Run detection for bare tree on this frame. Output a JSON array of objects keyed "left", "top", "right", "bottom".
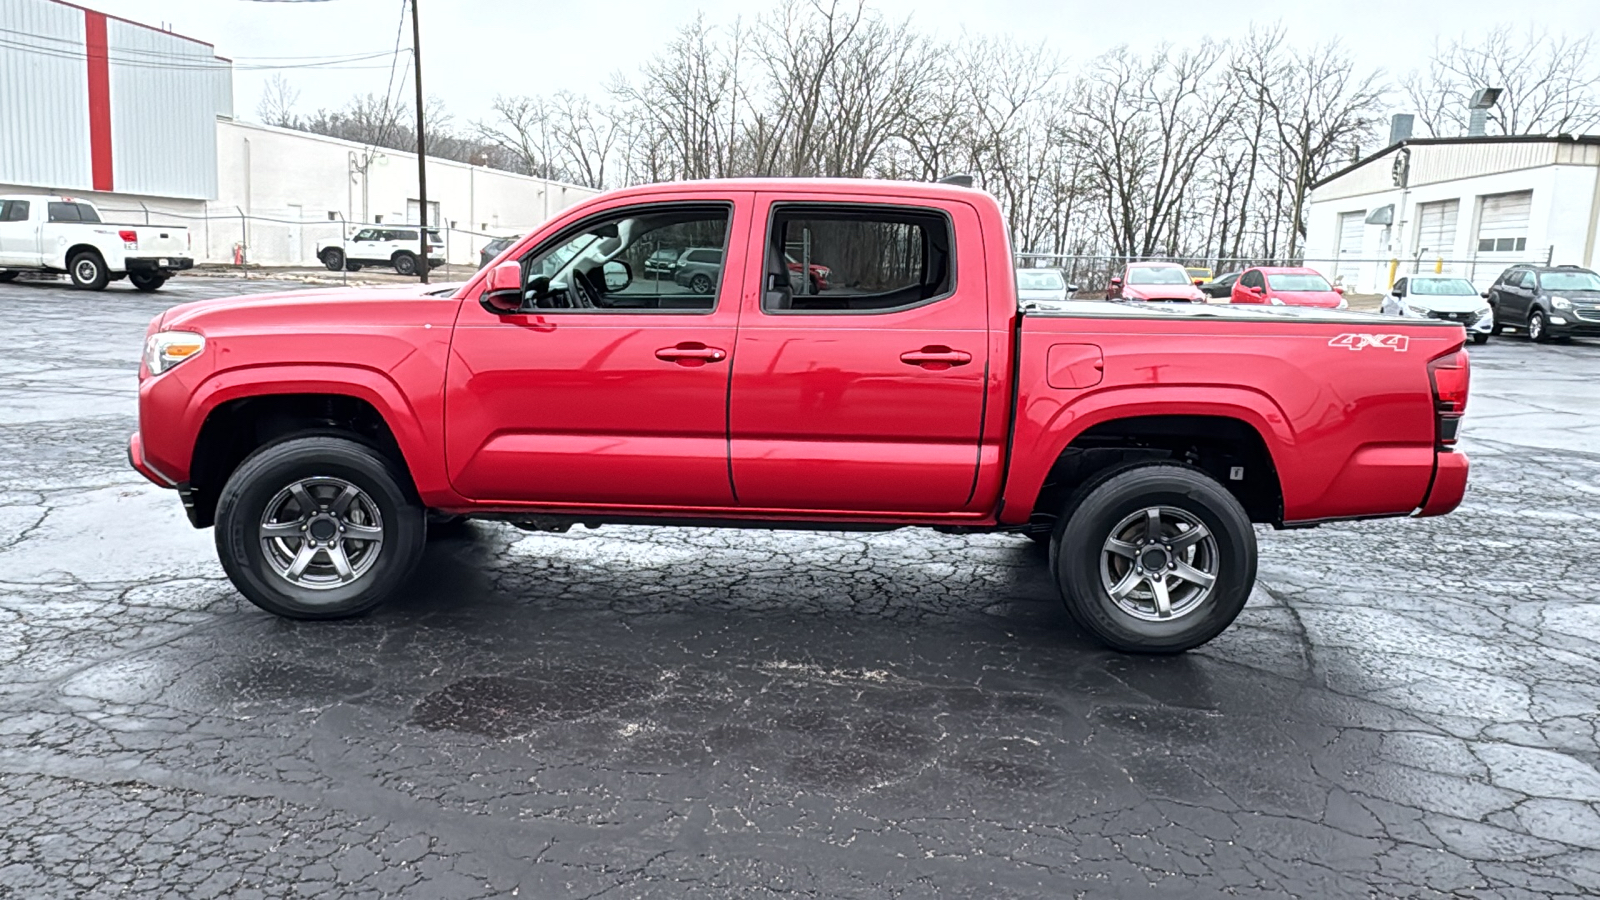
[
  {"left": 256, "top": 74, "right": 301, "bottom": 128},
  {"left": 1403, "top": 25, "right": 1600, "bottom": 136}
]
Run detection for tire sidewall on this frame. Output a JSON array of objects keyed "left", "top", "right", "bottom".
[
  {"left": 215, "top": 437, "right": 424, "bottom": 619},
  {"left": 1530, "top": 310, "right": 1547, "bottom": 342},
  {"left": 1055, "top": 466, "right": 1256, "bottom": 653},
  {"left": 393, "top": 253, "right": 416, "bottom": 275},
  {"left": 322, "top": 249, "right": 344, "bottom": 271}
]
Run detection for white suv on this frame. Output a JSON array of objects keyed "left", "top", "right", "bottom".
[{"left": 319, "top": 228, "right": 444, "bottom": 275}]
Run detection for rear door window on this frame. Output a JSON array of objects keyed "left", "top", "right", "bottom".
[{"left": 0, "top": 200, "right": 29, "bottom": 222}]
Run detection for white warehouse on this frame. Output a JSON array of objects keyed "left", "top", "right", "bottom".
[
  {"left": 1303, "top": 135, "right": 1600, "bottom": 293},
  {"left": 0, "top": 0, "right": 598, "bottom": 267}
]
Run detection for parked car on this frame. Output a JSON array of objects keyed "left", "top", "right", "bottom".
[
  {"left": 1185, "top": 266, "right": 1213, "bottom": 286},
  {"left": 1107, "top": 262, "right": 1207, "bottom": 302},
  {"left": 1231, "top": 267, "right": 1348, "bottom": 308},
  {"left": 785, "top": 253, "right": 832, "bottom": 292},
  {"left": 1015, "top": 268, "right": 1072, "bottom": 304},
  {"left": 1381, "top": 276, "right": 1492, "bottom": 344},
  {"left": 1200, "top": 271, "right": 1240, "bottom": 300},
  {"left": 672, "top": 247, "right": 723, "bottom": 293},
  {"left": 1485, "top": 264, "right": 1600, "bottom": 344},
  {"left": 129, "top": 177, "right": 1470, "bottom": 654},
  {"left": 319, "top": 228, "right": 444, "bottom": 275},
  {"left": 644, "top": 247, "right": 682, "bottom": 277},
  {"left": 0, "top": 195, "right": 192, "bottom": 291},
  {"left": 478, "top": 235, "right": 518, "bottom": 270}
]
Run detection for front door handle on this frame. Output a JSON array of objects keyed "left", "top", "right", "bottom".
[
  {"left": 655, "top": 342, "right": 727, "bottom": 366},
  {"left": 900, "top": 346, "right": 972, "bottom": 369}
]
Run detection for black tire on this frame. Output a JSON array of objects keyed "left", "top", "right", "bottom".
[
  {"left": 690, "top": 273, "right": 712, "bottom": 293},
  {"left": 214, "top": 436, "right": 426, "bottom": 619},
  {"left": 320, "top": 248, "right": 345, "bottom": 271},
  {"left": 1529, "top": 309, "right": 1550, "bottom": 344},
  {"left": 130, "top": 272, "right": 168, "bottom": 292},
  {"left": 346, "top": 261, "right": 362, "bottom": 272},
  {"left": 1472, "top": 333, "right": 1489, "bottom": 345},
  {"left": 0, "top": 272, "right": 17, "bottom": 283},
  {"left": 1490, "top": 317, "right": 1504, "bottom": 336},
  {"left": 68, "top": 251, "right": 109, "bottom": 291},
  {"left": 393, "top": 252, "right": 418, "bottom": 276},
  {"left": 808, "top": 274, "right": 823, "bottom": 294},
  {"left": 1051, "top": 465, "right": 1256, "bottom": 654}
]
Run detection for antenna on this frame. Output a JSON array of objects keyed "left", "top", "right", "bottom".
[{"left": 936, "top": 174, "right": 975, "bottom": 188}]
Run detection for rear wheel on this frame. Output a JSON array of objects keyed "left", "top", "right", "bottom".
[
  {"left": 1472, "top": 333, "right": 1489, "bottom": 345},
  {"left": 130, "top": 272, "right": 168, "bottom": 292},
  {"left": 1529, "top": 309, "right": 1550, "bottom": 344},
  {"left": 68, "top": 251, "right": 109, "bottom": 290},
  {"left": 393, "top": 252, "right": 417, "bottom": 276},
  {"left": 320, "top": 248, "right": 345, "bottom": 271},
  {"left": 214, "top": 436, "right": 425, "bottom": 619},
  {"left": 690, "top": 273, "right": 712, "bottom": 293},
  {"left": 0, "top": 272, "right": 16, "bottom": 283},
  {"left": 1052, "top": 465, "right": 1255, "bottom": 653}
]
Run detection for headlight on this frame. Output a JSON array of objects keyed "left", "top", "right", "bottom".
[
  {"left": 144, "top": 331, "right": 205, "bottom": 376},
  {"left": 1337, "top": 296, "right": 1348, "bottom": 309},
  {"left": 1551, "top": 296, "right": 1572, "bottom": 309},
  {"left": 1475, "top": 306, "right": 1493, "bottom": 320},
  {"left": 1406, "top": 305, "right": 1430, "bottom": 317},
  {"left": 1268, "top": 296, "right": 1285, "bottom": 305}
]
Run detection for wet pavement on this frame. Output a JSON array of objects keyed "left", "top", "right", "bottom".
[{"left": 1, "top": 275, "right": 1598, "bottom": 898}]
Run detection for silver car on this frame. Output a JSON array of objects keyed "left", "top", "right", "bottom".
[{"left": 1016, "top": 268, "right": 1072, "bottom": 305}]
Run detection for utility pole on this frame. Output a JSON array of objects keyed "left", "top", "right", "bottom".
[{"left": 411, "top": 0, "right": 429, "bottom": 283}]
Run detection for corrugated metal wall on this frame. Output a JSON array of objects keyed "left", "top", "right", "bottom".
[
  {"left": 0, "top": 0, "right": 231, "bottom": 200},
  {"left": 0, "top": 0, "right": 93, "bottom": 190},
  {"left": 106, "top": 18, "right": 225, "bottom": 199}
]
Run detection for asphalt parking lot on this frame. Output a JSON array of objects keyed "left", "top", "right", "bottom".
[{"left": 1, "top": 274, "right": 1598, "bottom": 898}]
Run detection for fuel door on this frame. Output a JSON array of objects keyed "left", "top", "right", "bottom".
[{"left": 1046, "top": 343, "right": 1104, "bottom": 389}]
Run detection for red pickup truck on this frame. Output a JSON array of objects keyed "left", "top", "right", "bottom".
[{"left": 130, "top": 179, "right": 1470, "bottom": 653}]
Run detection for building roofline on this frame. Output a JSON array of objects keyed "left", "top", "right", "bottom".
[
  {"left": 1312, "top": 133, "right": 1600, "bottom": 190},
  {"left": 46, "top": 0, "right": 216, "bottom": 48}
]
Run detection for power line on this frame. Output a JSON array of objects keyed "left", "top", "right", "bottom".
[
  {"left": 0, "top": 35, "right": 404, "bottom": 70},
  {"left": 0, "top": 24, "right": 395, "bottom": 63}
]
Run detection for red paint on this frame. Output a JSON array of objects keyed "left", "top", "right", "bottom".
[
  {"left": 1105, "top": 262, "right": 1207, "bottom": 303},
  {"left": 84, "top": 10, "right": 113, "bottom": 192},
  {"left": 1231, "top": 266, "right": 1345, "bottom": 308},
  {"left": 132, "top": 178, "right": 1469, "bottom": 533}
]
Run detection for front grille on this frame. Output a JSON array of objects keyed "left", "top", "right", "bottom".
[
  {"left": 1575, "top": 307, "right": 1600, "bottom": 323},
  {"left": 1428, "top": 311, "right": 1477, "bottom": 324}
]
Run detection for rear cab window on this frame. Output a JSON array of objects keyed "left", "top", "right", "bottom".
[
  {"left": 47, "top": 202, "right": 81, "bottom": 223},
  {"left": 761, "top": 204, "right": 954, "bottom": 313}
]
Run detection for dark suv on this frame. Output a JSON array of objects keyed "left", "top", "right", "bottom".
[{"left": 1486, "top": 265, "right": 1600, "bottom": 343}]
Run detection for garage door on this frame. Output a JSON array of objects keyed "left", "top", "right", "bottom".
[
  {"left": 1415, "top": 199, "right": 1458, "bottom": 256},
  {"left": 1334, "top": 211, "right": 1366, "bottom": 287},
  {"left": 1476, "top": 191, "right": 1531, "bottom": 254}
]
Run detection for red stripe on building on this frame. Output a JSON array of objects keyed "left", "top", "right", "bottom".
[{"left": 84, "top": 10, "right": 113, "bottom": 192}]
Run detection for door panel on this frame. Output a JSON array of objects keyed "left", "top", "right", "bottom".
[
  {"left": 727, "top": 194, "right": 989, "bottom": 514},
  {"left": 445, "top": 193, "right": 751, "bottom": 507}
]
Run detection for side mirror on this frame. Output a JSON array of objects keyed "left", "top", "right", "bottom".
[
  {"left": 1333, "top": 285, "right": 1345, "bottom": 295},
  {"left": 602, "top": 259, "right": 632, "bottom": 292},
  {"left": 1481, "top": 290, "right": 1491, "bottom": 299},
  {"left": 1066, "top": 283, "right": 1080, "bottom": 294},
  {"left": 1192, "top": 278, "right": 1204, "bottom": 286},
  {"left": 1108, "top": 277, "right": 1123, "bottom": 286},
  {"left": 1248, "top": 285, "right": 1264, "bottom": 294},
  {"left": 479, "top": 261, "right": 524, "bottom": 314}
]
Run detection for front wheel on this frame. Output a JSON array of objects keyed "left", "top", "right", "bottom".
[
  {"left": 690, "top": 273, "right": 712, "bottom": 293},
  {"left": 1529, "top": 309, "right": 1550, "bottom": 344},
  {"left": 0, "top": 272, "right": 17, "bottom": 283},
  {"left": 393, "top": 252, "right": 417, "bottom": 276},
  {"left": 68, "top": 251, "right": 109, "bottom": 290},
  {"left": 320, "top": 248, "right": 345, "bottom": 271},
  {"left": 1052, "top": 465, "right": 1256, "bottom": 653},
  {"left": 214, "top": 436, "right": 426, "bottom": 619},
  {"left": 130, "top": 272, "right": 168, "bottom": 292}
]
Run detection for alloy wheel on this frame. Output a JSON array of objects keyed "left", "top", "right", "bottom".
[
  {"left": 1098, "top": 506, "right": 1219, "bottom": 621},
  {"left": 258, "top": 476, "right": 384, "bottom": 590}
]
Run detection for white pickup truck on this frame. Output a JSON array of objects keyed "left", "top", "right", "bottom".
[{"left": 0, "top": 195, "right": 192, "bottom": 291}]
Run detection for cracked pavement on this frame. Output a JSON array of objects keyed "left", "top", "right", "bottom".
[{"left": 1, "top": 275, "right": 1598, "bottom": 898}]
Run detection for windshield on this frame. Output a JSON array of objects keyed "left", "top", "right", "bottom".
[
  {"left": 1541, "top": 271, "right": 1600, "bottom": 292},
  {"left": 1126, "top": 266, "right": 1190, "bottom": 285},
  {"left": 1017, "top": 271, "right": 1065, "bottom": 290},
  {"left": 1410, "top": 278, "right": 1477, "bottom": 296},
  {"left": 1267, "top": 273, "right": 1332, "bottom": 292}
]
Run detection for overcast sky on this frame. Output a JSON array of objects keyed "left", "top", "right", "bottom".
[{"left": 86, "top": 0, "right": 1598, "bottom": 128}]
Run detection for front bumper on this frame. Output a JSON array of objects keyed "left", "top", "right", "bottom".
[
  {"left": 126, "top": 257, "right": 194, "bottom": 274},
  {"left": 1550, "top": 309, "right": 1600, "bottom": 336},
  {"left": 127, "top": 432, "right": 177, "bottom": 487},
  {"left": 1416, "top": 450, "right": 1469, "bottom": 517}
]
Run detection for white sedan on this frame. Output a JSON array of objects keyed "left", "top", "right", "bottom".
[
  {"left": 1015, "top": 268, "right": 1074, "bottom": 306},
  {"left": 1380, "top": 275, "right": 1494, "bottom": 344}
]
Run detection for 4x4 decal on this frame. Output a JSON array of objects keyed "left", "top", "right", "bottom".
[{"left": 1329, "top": 333, "right": 1409, "bottom": 351}]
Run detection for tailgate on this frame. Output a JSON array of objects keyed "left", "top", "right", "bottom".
[{"left": 135, "top": 226, "right": 188, "bottom": 256}]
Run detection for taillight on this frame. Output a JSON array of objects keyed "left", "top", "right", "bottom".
[
  {"left": 118, "top": 229, "right": 138, "bottom": 247},
  {"left": 1428, "top": 348, "right": 1470, "bottom": 445}
]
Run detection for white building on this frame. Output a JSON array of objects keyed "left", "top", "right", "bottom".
[
  {"left": 0, "top": 0, "right": 599, "bottom": 267},
  {"left": 1303, "top": 135, "right": 1600, "bottom": 293}
]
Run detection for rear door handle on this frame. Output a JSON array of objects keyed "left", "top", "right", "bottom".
[
  {"left": 655, "top": 342, "right": 727, "bottom": 366},
  {"left": 900, "top": 346, "right": 972, "bottom": 369}
]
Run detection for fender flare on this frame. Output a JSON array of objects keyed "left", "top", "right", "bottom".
[
  {"left": 1000, "top": 385, "right": 1296, "bottom": 523},
  {"left": 181, "top": 363, "right": 443, "bottom": 496}
]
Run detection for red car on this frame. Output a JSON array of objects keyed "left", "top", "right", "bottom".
[
  {"left": 130, "top": 178, "right": 1468, "bottom": 653},
  {"left": 786, "top": 253, "right": 831, "bottom": 292},
  {"left": 1231, "top": 266, "right": 1348, "bottom": 308},
  {"left": 1106, "top": 262, "right": 1207, "bottom": 303}
]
